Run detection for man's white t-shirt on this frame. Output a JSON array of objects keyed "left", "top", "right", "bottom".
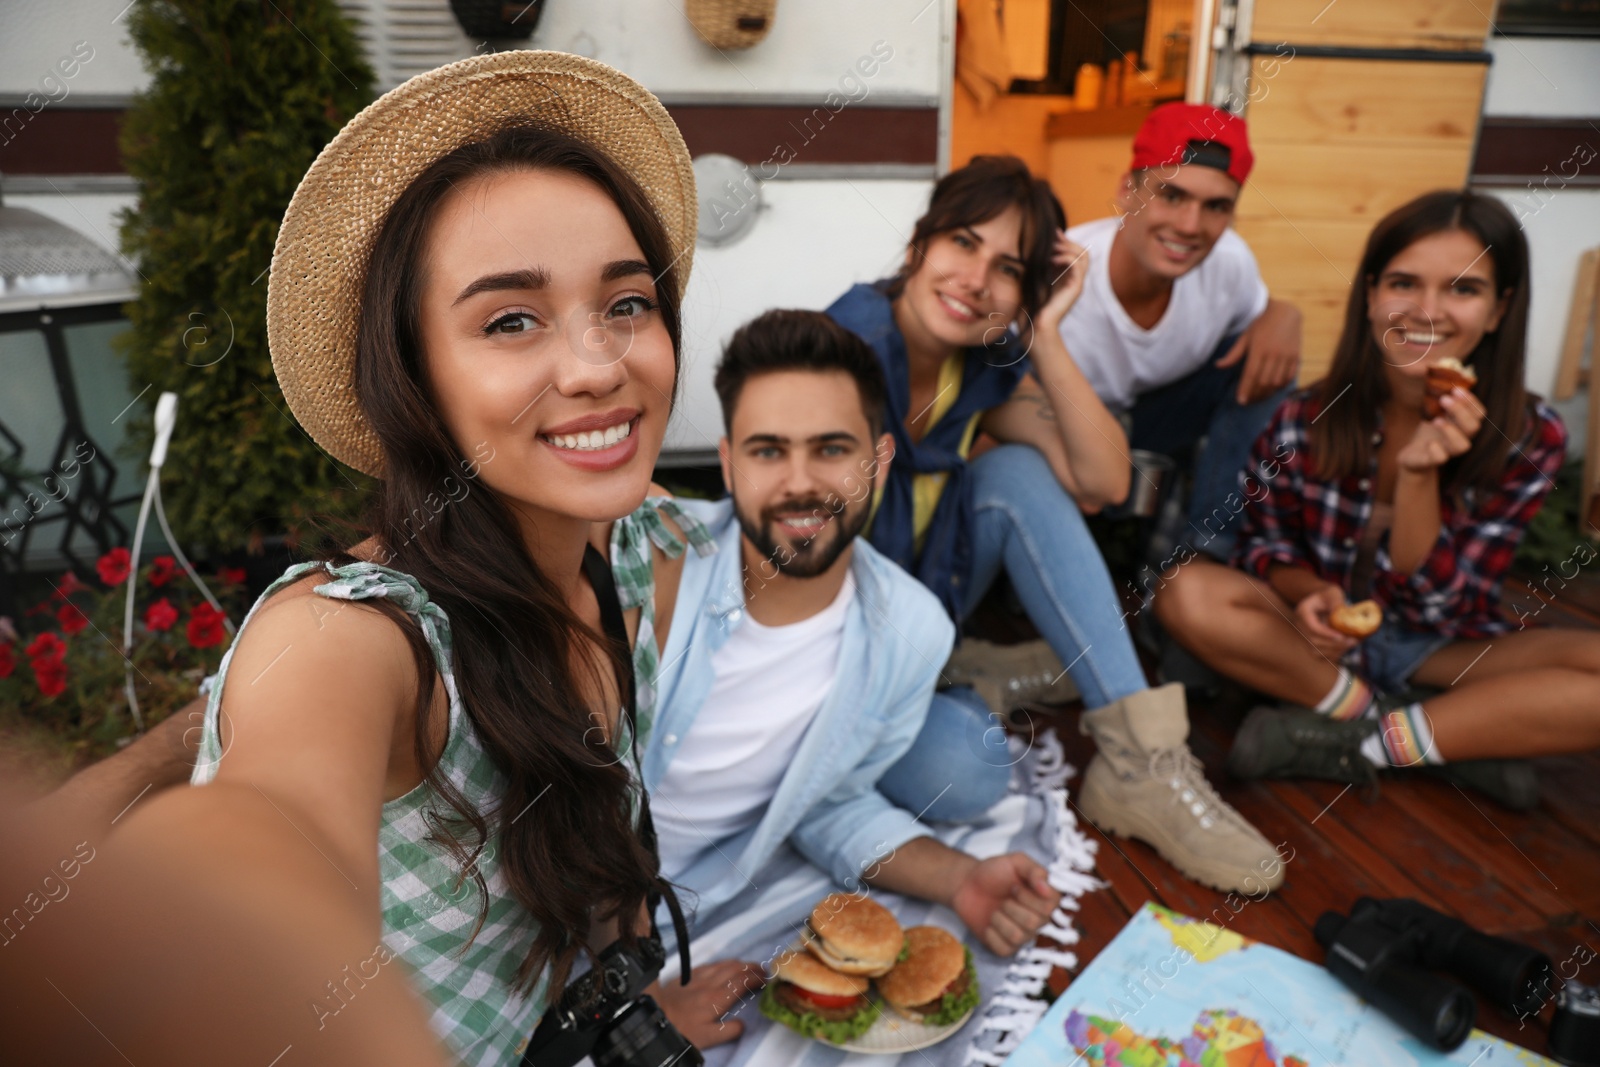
[
  {"left": 1060, "top": 215, "right": 1271, "bottom": 412},
  {"left": 651, "top": 573, "right": 856, "bottom": 881}
]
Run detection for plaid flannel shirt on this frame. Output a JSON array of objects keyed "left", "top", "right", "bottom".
[{"left": 1233, "top": 389, "right": 1567, "bottom": 639}]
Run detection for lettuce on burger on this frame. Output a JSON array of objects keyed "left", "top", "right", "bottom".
[
  {"left": 875, "top": 926, "right": 980, "bottom": 1027},
  {"left": 759, "top": 949, "right": 877, "bottom": 1044}
]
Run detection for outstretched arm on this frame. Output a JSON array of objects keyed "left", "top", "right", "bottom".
[{"left": 29, "top": 695, "right": 205, "bottom": 833}]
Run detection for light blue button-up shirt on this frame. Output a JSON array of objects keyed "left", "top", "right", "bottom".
[{"left": 642, "top": 497, "right": 955, "bottom": 926}]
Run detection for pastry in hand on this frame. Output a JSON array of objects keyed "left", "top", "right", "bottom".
[
  {"left": 1329, "top": 599, "right": 1382, "bottom": 638},
  {"left": 1423, "top": 358, "right": 1478, "bottom": 419}
]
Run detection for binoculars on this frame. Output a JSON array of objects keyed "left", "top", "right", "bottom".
[{"left": 1315, "top": 897, "right": 1554, "bottom": 1052}]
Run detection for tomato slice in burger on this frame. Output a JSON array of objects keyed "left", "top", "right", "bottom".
[{"left": 791, "top": 987, "right": 861, "bottom": 1010}]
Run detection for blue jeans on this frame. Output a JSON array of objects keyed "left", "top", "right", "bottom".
[
  {"left": 877, "top": 444, "right": 1151, "bottom": 820},
  {"left": 1129, "top": 335, "right": 1291, "bottom": 561},
  {"left": 1357, "top": 621, "right": 1453, "bottom": 695}
]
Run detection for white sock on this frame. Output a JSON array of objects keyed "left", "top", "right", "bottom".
[{"left": 1360, "top": 703, "right": 1445, "bottom": 767}]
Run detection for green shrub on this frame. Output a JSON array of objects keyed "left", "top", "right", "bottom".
[
  {"left": 1515, "top": 457, "right": 1594, "bottom": 570},
  {"left": 117, "top": 0, "right": 377, "bottom": 555}
]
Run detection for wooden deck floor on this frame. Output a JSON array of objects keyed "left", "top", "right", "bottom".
[{"left": 1019, "top": 580, "right": 1600, "bottom": 1055}]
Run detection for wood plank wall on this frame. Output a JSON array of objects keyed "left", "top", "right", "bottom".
[{"left": 1236, "top": 0, "right": 1494, "bottom": 382}]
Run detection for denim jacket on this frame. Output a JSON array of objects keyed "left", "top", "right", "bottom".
[
  {"left": 641, "top": 497, "right": 956, "bottom": 924},
  {"left": 827, "top": 281, "right": 1031, "bottom": 620}
]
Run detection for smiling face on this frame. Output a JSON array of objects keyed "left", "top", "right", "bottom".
[
  {"left": 415, "top": 167, "right": 675, "bottom": 526},
  {"left": 895, "top": 207, "right": 1028, "bottom": 353},
  {"left": 1367, "top": 228, "right": 1508, "bottom": 377},
  {"left": 1116, "top": 164, "right": 1240, "bottom": 281},
  {"left": 722, "top": 370, "right": 891, "bottom": 580}
]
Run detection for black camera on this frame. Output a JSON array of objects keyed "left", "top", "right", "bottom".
[
  {"left": 1549, "top": 980, "right": 1600, "bottom": 1067},
  {"left": 1315, "top": 897, "right": 1554, "bottom": 1052},
  {"left": 522, "top": 932, "right": 703, "bottom": 1067}
]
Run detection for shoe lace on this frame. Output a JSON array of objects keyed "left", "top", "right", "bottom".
[
  {"left": 1147, "top": 745, "right": 1253, "bottom": 834},
  {"left": 1283, "top": 715, "right": 1381, "bottom": 791}
]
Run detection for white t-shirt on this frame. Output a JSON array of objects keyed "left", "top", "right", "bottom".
[
  {"left": 651, "top": 573, "right": 856, "bottom": 880},
  {"left": 1060, "top": 215, "right": 1271, "bottom": 412}
]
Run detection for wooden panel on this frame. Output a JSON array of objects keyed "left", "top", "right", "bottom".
[
  {"left": 1246, "top": 57, "right": 1484, "bottom": 147},
  {"left": 1239, "top": 54, "right": 1485, "bottom": 384},
  {"left": 1048, "top": 133, "right": 1139, "bottom": 225},
  {"left": 1239, "top": 142, "right": 1472, "bottom": 223},
  {"left": 951, "top": 89, "right": 1077, "bottom": 179},
  {"left": 1234, "top": 218, "right": 1366, "bottom": 289},
  {"left": 1250, "top": 0, "right": 1492, "bottom": 50}
]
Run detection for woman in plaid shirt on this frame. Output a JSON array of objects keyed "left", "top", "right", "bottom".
[{"left": 1153, "top": 190, "right": 1600, "bottom": 809}]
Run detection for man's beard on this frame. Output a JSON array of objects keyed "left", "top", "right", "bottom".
[{"left": 736, "top": 493, "right": 871, "bottom": 580}]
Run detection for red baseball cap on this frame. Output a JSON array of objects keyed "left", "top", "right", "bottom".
[{"left": 1130, "top": 103, "right": 1254, "bottom": 186}]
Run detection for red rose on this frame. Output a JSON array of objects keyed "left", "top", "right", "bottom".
[
  {"left": 32, "top": 655, "right": 68, "bottom": 698},
  {"left": 145, "top": 598, "right": 179, "bottom": 633},
  {"left": 217, "top": 566, "right": 247, "bottom": 586},
  {"left": 25, "top": 632, "right": 66, "bottom": 663},
  {"left": 0, "top": 643, "right": 14, "bottom": 679},
  {"left": 54, "top": 572, "right": 84, "bottom": 599},
  {"left": 97, "top": 547, "right": 132, "bottom": 586},
  {"left": 57, "top": 602, "right": 89, "bottom": 636},
  {"left": 148, "top": 555, "right": 177, "bottom": 587},
  {"left": 187, "top": 602, "right": 227, "bottom": 649}
]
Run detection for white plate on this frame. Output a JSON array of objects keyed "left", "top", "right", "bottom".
[{"left": 835, "top": 1004, "right": 976, "bottom": 1053}]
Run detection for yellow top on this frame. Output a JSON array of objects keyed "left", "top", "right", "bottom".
[{"left": 881, "top": 352, "right": 985, "bottom": 555}]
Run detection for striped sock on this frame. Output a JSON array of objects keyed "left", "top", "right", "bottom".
[
  {"left": 1315, "top": 668, "right": 1376, "bottom": 721},
  {"left": 1360, "top": 703, "right": 1444, "bottom": 767}
]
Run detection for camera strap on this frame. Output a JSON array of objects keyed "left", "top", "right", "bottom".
[{"left": 582, "top": 542, "right": 693, "bottom": 986}]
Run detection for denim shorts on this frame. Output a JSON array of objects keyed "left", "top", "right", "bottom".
[{"left": 1352, "top": 620, "right": 1454, "bottom": 694}]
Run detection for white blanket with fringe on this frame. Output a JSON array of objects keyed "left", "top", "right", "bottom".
[{"left": 661, "top": 732, "right": 1101, "bottom": 1067}]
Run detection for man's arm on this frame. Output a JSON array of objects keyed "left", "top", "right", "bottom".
[
  {"left": 1216, "top": 297, "right": 1302, "bottom": 404},
  {"left": 863, "top": 836, "right": 1061, "bottom": 957},
  {"left": 28, "top": 695, "right": 205, "bottom": 832}
]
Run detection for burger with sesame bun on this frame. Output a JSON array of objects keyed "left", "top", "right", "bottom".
[
  {"left": 803, "top": 893, "right": 905, "bottom": 976},
  {"left": 758, "top": 948, "right": 879, "bottom": 1043},
  {"left": 876, "top": 926, "right": 981, "bottom": 1026}
]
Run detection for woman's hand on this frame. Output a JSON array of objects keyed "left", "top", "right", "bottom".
[
  {"left": 1033, "top": 231, "right": 1088, "bottom": 335},
  {"left": 1397, "top": 388, "right": 1483, "bottom": 473},
  {"left": 1293, "top": 584, "right": 1357, "bottom": 658},
  {"left": 646, "top": 959, "right": 767, "bottom": 1050}
]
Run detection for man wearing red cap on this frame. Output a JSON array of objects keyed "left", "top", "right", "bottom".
[{"left": 1059, "top": 102, "right": 1301, "bottom": 562}]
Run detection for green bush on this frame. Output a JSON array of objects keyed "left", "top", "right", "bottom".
[
  {"left": 117, "top": 0, "right": 377, "bottom": 555},
  {"left": 1515, "top": 457, "right": 1593, "bottom": 570}
]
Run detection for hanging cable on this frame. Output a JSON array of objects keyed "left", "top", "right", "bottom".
[{"left": 122, "top": 392, "right": 236, "bottom": 734}]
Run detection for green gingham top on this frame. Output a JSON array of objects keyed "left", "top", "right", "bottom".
[
  {"left": 608, "top": 496, "right": 718, "bottom": 752},
  {"left": 192, "top": 560, "right": 577, "bottom": 1066}
]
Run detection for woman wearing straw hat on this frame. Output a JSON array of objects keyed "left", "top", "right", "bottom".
[{"left": 110, "top": 52, "right": 707, "bottom": 1065}]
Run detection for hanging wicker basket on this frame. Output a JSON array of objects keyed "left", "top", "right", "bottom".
[
  {"left": 448, "top": 0, "right": 546, "bottom": 42},
  {"left": 685, "top": 0, "right": 778, "bottom": 50}
]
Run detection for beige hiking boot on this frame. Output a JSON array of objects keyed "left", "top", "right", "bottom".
[
  {"left": 944, "top": 638, "right": 1080, "bottom": 713},
  {"left": 1078, "top": 683, "right": 1287, "bottom": 895}
]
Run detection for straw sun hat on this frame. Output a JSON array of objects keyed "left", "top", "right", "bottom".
[{"left": 266, "top": 51, "right": 698, "bottom": 478}]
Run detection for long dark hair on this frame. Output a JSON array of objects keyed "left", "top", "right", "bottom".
[
  {"left": 888, "top": 154, "right": 1065, "bottom": 317},
  {"left": 346, "top": 125, "right": 683, "bottom": 998},
  {"left": 1312, "top": 190, "right": 1531, "bottom": 497}
]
